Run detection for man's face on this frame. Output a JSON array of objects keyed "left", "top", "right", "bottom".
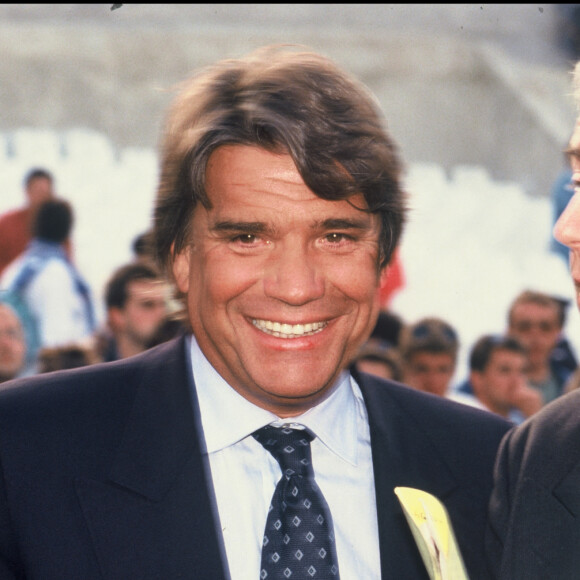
[
  {"left": 26, "top": 177, "right": 54, "bottom": 208},
  {"left": 403, "top": 351, "right": 455, "bottom": 397},
  {"left": 112, "top": 279, "right": 169, "bottom": 347},
  {"left": 555, "top": 119, "right": 580, "bottom": 310},
  {"left": 471, "top": 348, "right": 527, "bottom": 416},
  {"left": 508, "top": 302, "right": 560, "bottom": 367},
  {"left": 0, "top": 306, "right": 26, "bottom": 382},
  {"left": 172, "top": 145, "right": 383, "bottom": 417}
]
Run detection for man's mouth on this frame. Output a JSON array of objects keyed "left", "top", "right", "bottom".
[{"left": 252, "top": 319, "right": 327, "bottom": 339}]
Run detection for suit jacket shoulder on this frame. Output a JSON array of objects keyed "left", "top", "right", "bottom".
[
  {"left": 357, "top": 371, "right": 511, "bottom": 485},
  {"left": 487, "top": 389, "right": 580, "bottom": 579},
  {"left": 355, "top": 371, "right": 512, "bottom": 580},
  {"left": 0, "top": 337, "right": 228, "bottom": 580}
]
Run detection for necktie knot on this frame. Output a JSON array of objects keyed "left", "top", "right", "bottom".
[{"left": 253, "top": 425, "right": 314, "bottom": 479}]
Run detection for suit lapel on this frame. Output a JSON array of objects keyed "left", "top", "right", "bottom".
[
  {"left": 106, "top": 337, "right": 200, "bottom": 501},
  {"left": 75, "top": 338, "right": 229, "bottom": 580},
  {"left": 356, "top": 371, "right": 457, "bottom": 579},
  {"left": 507, "top": 459, "right": 580, "bottom": 577},
  {"left": 553, "top": 460, "right": 580, "bottom": 518}
]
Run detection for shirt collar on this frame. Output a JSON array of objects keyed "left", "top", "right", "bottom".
[{"left": 189, "top": 334, "right": 360, "bottom": 466}]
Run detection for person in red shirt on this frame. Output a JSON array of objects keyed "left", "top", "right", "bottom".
[{"left": 0, "top": 168, "right": 56, "bottom": 276}]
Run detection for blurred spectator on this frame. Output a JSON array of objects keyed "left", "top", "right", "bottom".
[
  {"left": 95, "top": 262, "right": 170, "bottom": 361},
  {"left": 0, "top": 199, "right": 95, "bottom": 369},
  {"left": 353, "top": 338, "right": 403, "bottom": 382},
  {"left": 551, "top": 296, "right": 579, "bottom": 372},
  {"left": 132, "top": 230, "right": 183, "bottom": 314},
  {"left": 469, "top": 334, "right": 543, "bottom": 424},
  {"left": 399, "top": 316, "right": 460, "bottom": 398},
  {"left": 369, "top": 309, "right": 404, "bottom": 348},
  {"left": 507, "top": 289, "right": 577, "bottom": 404},
  {"left": 145, "top": 312, "right": 190, "bottom": 350},
  {"left": 0, "top": 303, "right": 27, "bottom": 383},
  {"left": 38, "top": 342, "right": 100, "bottom": 374},
  {"left": 0, "top": 168, "right": 72, "bottom": 276}
]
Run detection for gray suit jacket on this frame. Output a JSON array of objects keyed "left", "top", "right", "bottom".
[
  {"left": 487, "top": 388, "right": 580, "bottom": 579},
  {"left": 0, "top": 336, "right": 510, "bottom": 579}
]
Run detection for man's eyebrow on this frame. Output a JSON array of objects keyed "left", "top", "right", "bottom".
[
  {"left": 210, "top": 217, "right": 373, "bottom": 235},
  {"left": 318, "top": 217, "right": 373, "bottom": 230},
  {"left": 211, "top": 221, "right": 270, "bottom": 234}
]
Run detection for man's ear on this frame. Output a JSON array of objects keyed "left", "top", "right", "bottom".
[
  {"left": 171, "top": 244, "right": 191, "bottom": 294},
  {"left": 470, "top": 371, "right": 483, "bottom": 397},
  {"left": 108, "top": 307, "right": 125, "bottom": 332}
]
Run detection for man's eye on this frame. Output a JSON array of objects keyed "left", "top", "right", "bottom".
[
  {"left": 325, "top": 233, "right": 350, "bottom": 243},
  {"left": 233, "top": 233, "right": 258, "bottom": 244}
]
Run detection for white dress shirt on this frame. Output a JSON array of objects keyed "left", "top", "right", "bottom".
[{"left": 190, "top": 335, "right": 382, "bottom": 580}]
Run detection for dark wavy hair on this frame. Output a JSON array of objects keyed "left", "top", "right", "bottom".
[
  {"left": 105, "top": 262, "right": 162, "bottom": 309},
  {"left": 153, "top": 45, "right": 407, "bottom": 275},
  {"left": 469, "top": 335, "right": 527, "bottom": 373}
]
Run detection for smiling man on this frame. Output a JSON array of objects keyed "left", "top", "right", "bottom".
[
  {"left": 172, "top": 145, "right": 383, "bottom": 416},
  {"left": 0, "top": 46, "right": 510, "bottom": 579}
]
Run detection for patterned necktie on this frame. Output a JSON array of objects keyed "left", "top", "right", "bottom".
[{"left": 253, "top": 424, "right": 340, "bottom": 579}]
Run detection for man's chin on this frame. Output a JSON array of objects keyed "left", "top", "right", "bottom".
[{"left": 251, "top": 372, "right": 339, "bottom": 413}]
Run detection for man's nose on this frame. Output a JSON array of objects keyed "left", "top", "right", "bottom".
[
  {"left": 554, "top": 192, "right": 580, "bottom": 249},
  {"left": 263, "top": 243, "right": 324, "bottom": 306}
]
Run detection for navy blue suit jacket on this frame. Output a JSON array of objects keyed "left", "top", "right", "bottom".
[
  {"left": 487, "top": 388, "right": 580, "bottom": 579},
  {"left": 0, "top": 336, "right": 510, "bottom": 579}
]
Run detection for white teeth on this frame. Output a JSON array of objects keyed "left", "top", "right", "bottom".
[{"left": 252, "top": 319, "right": 327, "bottom": 338}]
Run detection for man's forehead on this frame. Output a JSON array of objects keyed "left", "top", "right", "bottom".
[
  {"left": 27, "top": 176, "right": 52, "bottom": 189},
  {"left": 127, "top": 279, "right": 165, "bottom": 295},
  {"left": 511, "top": 302, "right": 559, "bottom": 321},
  {"left": 204, "top": 195, "right": 376, "bottom": 226},
  {"left": 411, "top": 351, "right": 455, "bottom": 363},
  {"left": 492, "top": 348, "right": 525, "bottom": 361}
]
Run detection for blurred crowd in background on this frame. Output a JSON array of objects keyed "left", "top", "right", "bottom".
[
  {"left": 1, "top": 155, "right": 579, "bottom": 427},
  {"left": 0, "top": 166, "right": 189, "bottom": 383},
  {"left": 3, "top": 3, "right": 580, "bottom": 428}
]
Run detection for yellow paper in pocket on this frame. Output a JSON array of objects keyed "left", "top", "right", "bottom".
[{"left": 394, "top": 486, "right": 469, "bottom": 580}]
